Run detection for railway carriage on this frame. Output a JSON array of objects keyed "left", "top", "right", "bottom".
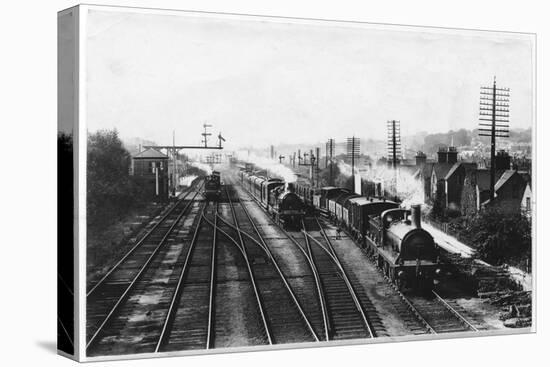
[
  {"left": 328, "top": 190, "right": 351, "bottom": 220},
  {"left": 336, "top": 193, "right": 360, "bottom": 226},
  {"left": 348, "top": 197, "right": 399, "bottom": 240},
  {"left": 317, "top": 186, "right": 340, "bottom": 214},
  {"left": 262, "top": 178, "right": 284, "bottom": 209}
]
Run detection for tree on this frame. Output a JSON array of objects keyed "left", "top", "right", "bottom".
[
  {"left": 87, "top": 130, "right": 134, "bottom": 227},
  {"left": 461, "top": 207, "right": 531, "bottom": 269},
  {"left": 317, "top": 162, "right": 340, "bottom": 187}
]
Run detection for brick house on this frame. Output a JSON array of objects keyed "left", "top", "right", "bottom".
[
  {"left": 130, "top": 148, "right": 169, "bottom": 202},
  {"left": 461, "top": 169, "right": 491, "bottom": 216},
  {"left": 485, "top": 170, "right": 528, "bottom": 214}
]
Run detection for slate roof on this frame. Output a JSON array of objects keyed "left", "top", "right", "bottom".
[
  {"left": 495, "top": 170, "right": 517, "bottom": 192},
  {"left": 444, "top": 162, "right": 477, "bottom": 180},
  {"left": 133, "top": 148, "right": 168, "bottom": 159},
  {"left": 421, "top": 163, "right": 435, "bottom": 180},
  {"left": 432, "top": 163, "right": 454, "bottom": 180},
  {"left": 475, "top": 169, "right": 491, "bottom": 192}
]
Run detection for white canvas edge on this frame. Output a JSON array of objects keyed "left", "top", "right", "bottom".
[{"left": 65, "top": 3, "right": 537, "bottom": 362}]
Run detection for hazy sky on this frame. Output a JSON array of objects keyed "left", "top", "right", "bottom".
[{"left": 85, "top": 8, "right": 534, "bottom": 150}]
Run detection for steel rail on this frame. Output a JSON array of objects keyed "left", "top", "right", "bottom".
[
  {"left": 154, "top": 202, "right": 208, "bottom": 352},
  {"left": 216, "top": 184, "right": 320, "bottom": 342},
  {"left": 224, "top": 186, "right": 273, "bottom": 345},
  {"left": 360, "top": 235, "right": 437, "bottom": 334},
  {"left": 87, "top": 180, "right": 203, "bottom": 297},
  {"left": 307, "top": 219, "right": 375, "bottom": 338},
  {"left": 300, "top": 219, "right": 331, "bottom": 341},
  {"left": 236, "top": 194, "right": 320, "bottom": 342},
  {"left": 213, "top": 211, "right": 320, "bottom": 342},
  {"left": 206, "top": 203, "right": 218, "bottom": 349},
  {"left": 432, "top": 290, "right": 479, "bottom": 332},
  {"left": 229, "top": 176, "right": 325, "bottom": 341},
  {"left": 86, "top": 187, "right": 202, "bottom": 350}
]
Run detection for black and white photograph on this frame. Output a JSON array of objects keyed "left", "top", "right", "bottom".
[{"left": 56, "top": 3, "right": 536, "bottom": 362}]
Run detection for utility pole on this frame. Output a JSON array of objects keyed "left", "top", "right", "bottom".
[
  {"left": 479, "top": 77, "right": 510, "bottom": 201},
  {"left": 387, "top": 120, "right": 401, "bottom": 168},
  {"left": 326, "top": 138, "right": 334, "bottom": 186},
  {"left": 278, "top": 155, "right": 285, "bottom": 163},
  {"left": 347, "top": 137, "right": 360, "bottom": 190},
  {"left": 315, "top": 147, "right": 320, "bottom": 187},
  {"left": 172, "top": 130, "right": 177, "bottom": 195}
]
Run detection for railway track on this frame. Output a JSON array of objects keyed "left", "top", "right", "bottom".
[
  {"left": 307, "top": 217, "right": 389, "bottom": 337},
  {"left": 225, "top": 178, "right": 328, "bottom": 341},
  {"left": 404, "top": 291, "right": 480, "bottom": 334},
  {"left": 158, "top": 203, "right": 217, "bottom": 351},
  {"left": 338, "top": 218, "right": 482, "bottom": 335},
  {"left": 220, "top": 184, "right": 319, "bottom": 344},
  {"left": 298, "top": 218, "right": 377, "bottom": 340},
  {"left": 231, "top": 174, "right": 374, "bottom": 341},
  {"left": 86, "top": 182, "right": 204, "bottom": 355}
]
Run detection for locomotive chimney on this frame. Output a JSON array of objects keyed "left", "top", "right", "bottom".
[
  {"left": 286, "top": 182, "right": 295, "bottom": 193},
  {"left": 411, "top": 204, "right": 421, "bottom": 229}
]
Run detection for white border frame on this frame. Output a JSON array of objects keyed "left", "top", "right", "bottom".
[{"left": 70, "top": 4, "right": 537, "bottom": 362}]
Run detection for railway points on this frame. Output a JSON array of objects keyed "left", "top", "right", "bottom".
[{"left": 84, "top": 165, "right": 512, "bottom": 357}]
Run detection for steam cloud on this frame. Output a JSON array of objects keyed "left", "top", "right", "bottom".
[
  {"left": 236, "top": 151, "right": 297, "bottom": 182},
  {"left": 338, "top": 160, "right": 424, "bottom": 208},
  {"left": 189, "top": 161, "right": 213, "bottom": 175},
  {"left": 179, "top": 174, "right": 198, "bottom": 187}
]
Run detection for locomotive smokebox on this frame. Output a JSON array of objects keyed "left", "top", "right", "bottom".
[{"left": 411, "top": 204, "right": 421, "bottom": 229}]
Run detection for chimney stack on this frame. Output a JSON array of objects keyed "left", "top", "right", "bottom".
[
  {"left": 447, "top": 146, "right": 458, "bottom": 164},
  {"left": 437, "top": 147, "right": 447, "bottom": 163},
  {"left": 411, "top": 204, "right": 421, "bottom": 229},
  {"left": 415, "top": 151, "right": 427, "bottom": 166}
]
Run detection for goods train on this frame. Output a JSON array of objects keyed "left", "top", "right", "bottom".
[
  {"left": 204, "top": 171, "right": 221, "bottom": 201},
  {"left": 238, "top": 164, "right": 442, "bottom": 291}
]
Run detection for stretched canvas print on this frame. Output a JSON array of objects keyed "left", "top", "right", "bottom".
[{"left": 58, "top": 4, "right": 536, "bottom": 362}]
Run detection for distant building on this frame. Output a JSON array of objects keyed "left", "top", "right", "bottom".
[
  {"left": 484, "top": 170, "right": 528, "bottom": 214},
  {"left": 130, "top": 148, "right": 169, "bottom": 202},
  {"left": 461, "top": 169, "right": 491, "bottom": 216},
  {"left": 521, "top": 182, "right": 532, "bottom": 216}
]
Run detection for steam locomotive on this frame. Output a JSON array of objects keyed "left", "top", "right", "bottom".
[
  {"left": 238, "top": 164, "right": 442, "bottom": 291},
  {"left": 203, "top": 171, "right": 222, "bottom": 201},
  {"left": 239, "top": 171, "right": 306, "bottom": 228}
]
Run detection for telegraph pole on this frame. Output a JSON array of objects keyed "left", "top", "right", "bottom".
[
  {"left": 315, "top": 147, "right": 320, "bottom": 187},
  {"left": 347, "top": 137, "right": 360, "bottom": 190},
  {"left": 479, "top": 77, "right": 510, "bottom": 201},
  {"left": 387, "top": 120, "right": 401, "bottom": 168},
  {"left": 326, "top": 138, "right": 334, "bottom": 186},
  {"left": 172, "top": 130, "right": 177, "bottom": 195}
]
